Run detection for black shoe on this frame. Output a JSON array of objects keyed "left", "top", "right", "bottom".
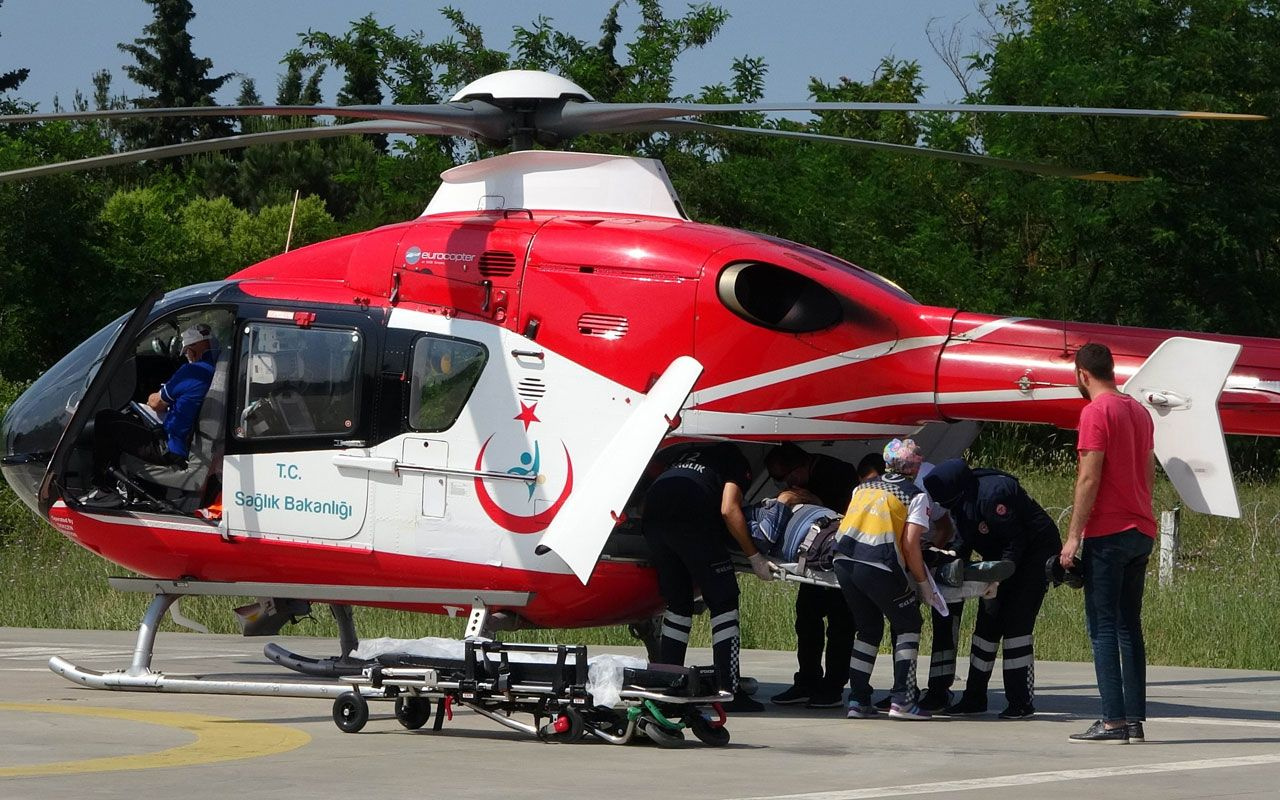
[
  {"left": 724, "top": 692, "right": 766, "bottom": 713},
  {"left": 770, "top": 684, "right": 812, "bottom": 705},
  {"left": 965, "top": 560, "right": 1016, "bottom": 583},
  {"left": 998, "top": 703, "right": 1035, "bottom": 719},
  {"left": 873, "top": 695, "right": 893, "bottom": 711},
  {"left": 1069, "top": 720, "right": 1129, "bottom": 744},
  {"left": 918, "top": 689, "right": 953, "bottom": 712},
  {"left": 943, "top": 694, "right": 988, "bottom": 715},
  {"left": 77, "top": 488, "right": 124, "bottom": 509},
  {"left": 805, "top": 688, "right": 845, "bottom": 708},
  {"left": 935, "top": 559, "right": 965, "bottom": 588},
  {"left": 1127, "top": 721, "right": 1145, "bottom": 742}
]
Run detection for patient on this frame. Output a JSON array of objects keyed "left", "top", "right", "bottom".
[{"left": 743, "top": 490, "right": 842, "bottom": 566}]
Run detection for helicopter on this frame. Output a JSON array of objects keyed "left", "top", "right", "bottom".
[{"left": 0, "top": 69, "right": 1273, "bottom": 693}]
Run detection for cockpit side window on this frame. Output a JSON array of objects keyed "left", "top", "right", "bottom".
[
  {"left": 409, "top": 335, "right": 487, "bottom": 431},
  {"left": 717, "top": 261, "right": 843, "bottom": 333},
  {"left": 234, "top": 323, "right": 362, "bottom": 440}
]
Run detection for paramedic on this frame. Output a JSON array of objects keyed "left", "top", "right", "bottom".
[
  {"left": 642, "top": 442, "right": 771, "bottom": 712},
  {"left": 835, "top": 438, "right": 936, "bottom": 720},
  {"left": 765, "top": 443, "right": 860, "bottom": 708},
  {"left": 924, "top": 458, "right": 1062, "bottom": 719}
]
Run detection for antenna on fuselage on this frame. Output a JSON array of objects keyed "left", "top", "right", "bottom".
[{"left": 284, "top": 189, "right": 300, "bottom": 253}]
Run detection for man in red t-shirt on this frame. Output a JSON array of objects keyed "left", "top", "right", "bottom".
[{"left": 1062, "top": 342, "right": 1156, "bottom": 744}]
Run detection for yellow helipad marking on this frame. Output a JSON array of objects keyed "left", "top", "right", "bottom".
[{"left": 0, "top": 703, "right": 310, "bottom": 778}]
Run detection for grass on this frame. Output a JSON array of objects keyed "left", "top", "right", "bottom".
[{"left": 2, "top": 433, "right": 1279, "bottom": 670}]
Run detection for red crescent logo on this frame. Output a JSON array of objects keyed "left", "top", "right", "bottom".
[{"left": 474, "top": 436, "right": 574, "bottom": 534}]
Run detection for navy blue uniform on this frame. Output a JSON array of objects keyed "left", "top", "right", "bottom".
[
  {"left": 789, "top": 454, "right": 858, "bottom": 701},
  {"left": 642, "top": 444, "right": 751, "bottom": 692},
  {"left": 925, "top": 460, "right": 1062, "bottom": 713}
]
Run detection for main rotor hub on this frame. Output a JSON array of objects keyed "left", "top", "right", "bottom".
[{"left": 450, "top": 70, "right": 594, "bottom": 104}]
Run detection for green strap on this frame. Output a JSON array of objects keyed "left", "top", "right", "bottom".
[{"left": 643, "top": 699, "right": 685, "bottom": 730}]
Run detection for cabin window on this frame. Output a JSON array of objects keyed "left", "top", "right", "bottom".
[
  {"left": 235, "top": 323, "right": 362, "bottom": 439},
  {"left": 409, "top": 335, "right": 487, "bottom": 431},
  {"left": 717, "top": 261, "right": 842, "bottom": 333}
]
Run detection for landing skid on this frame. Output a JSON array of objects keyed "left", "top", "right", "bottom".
[{"left": 48, "top": 580, "right": 534, "bottom": 699}]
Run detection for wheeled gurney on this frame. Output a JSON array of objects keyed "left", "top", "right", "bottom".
[{"left": 331, "top": 638, "right": 733, "bottom": 747}]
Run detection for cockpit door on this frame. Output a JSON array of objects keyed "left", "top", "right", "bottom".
[{"left": 38, "top": 289, "right": 164, "bottom": 513}]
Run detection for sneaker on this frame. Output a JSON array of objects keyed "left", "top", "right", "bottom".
[
  {"left": 806, "top": 688, "right": 845, "bottom": 708},
  {"left": 724, "top": 692, "right": 766, "bottom": 713},
  {"left": 1069, "top": 720, "right": 1129, "bottom": 744},
  {"left": 846, "top": 700, "right": 878, "bottom": 719},
  {"left": 918, "top": 689, "right": 952, "bottom": 712},
  {"left": 770, "top": 684, "right": 812, "bottom": 705},
  {"left": 889, "top": 702, "right": 932, "bottom": 720},
  {"left": 873, "top": 695, "right": 893, "bottom": 711},
  {"left": 1127, "top": 721, "right": 1145, "bottom": 742},
  {"left": 998, "top": 704, "right": 1035, "bottom": 719},
  {"left": 943, "top": 694, "right": 988, "bottom": 716},
  {"left": 77, "top": 488, "right": 124, "bottom": 509}
]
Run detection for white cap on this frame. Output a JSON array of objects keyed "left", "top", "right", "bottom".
[{"left": 180, "top": 324, "right": 212, "bottom": 349}]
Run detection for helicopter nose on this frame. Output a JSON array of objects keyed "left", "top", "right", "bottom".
[{"left": 1, "top": 387, "right": 56, "bottom": 518}]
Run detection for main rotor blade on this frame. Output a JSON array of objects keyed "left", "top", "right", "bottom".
[
  {"left": 0, "top": 102, "right": 512, "bottom": 140},
  {"left": 622, "top": 120, "right": 1142, "bottom": 182},
  {"left": 553, "top": 101, "right": 1266, "bottom": 137},
  {"left": 0, "top": 120, "right": 460, "bottom": 183}
]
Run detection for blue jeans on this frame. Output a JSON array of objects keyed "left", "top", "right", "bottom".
[{"left": 1082, "top": 528, "right": 1153, "bottom": 723}]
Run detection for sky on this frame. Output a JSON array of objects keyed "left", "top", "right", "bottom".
[{"left": 0, "top": 1, "right": 984, "bottom": 110}]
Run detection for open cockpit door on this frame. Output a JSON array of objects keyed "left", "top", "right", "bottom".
[
  {"left": 38, "top": 289, "right": 164, "bottom": 514},
  {"left": 534, "top": 356, "right": 703, "bottom": 583}
]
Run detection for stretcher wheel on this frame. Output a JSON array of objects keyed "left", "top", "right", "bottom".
[
  {"left": 538, "top": 705, "right": 585, "bottom": 743},
  {"left": 333, "top": 692, "right": 369, "bottom": 733},
  {"left": 394, "top": 696, "right": 431, "bottom": 730},
  {"left": 638, "top": 718, "right": 685, "bottom": 748},
  {"left": 685, "top": 713, "right": 731, "bottom": 747}
]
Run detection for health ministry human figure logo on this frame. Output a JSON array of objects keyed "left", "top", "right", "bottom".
[{"left": 474, "top": 401, "right": 573, "bottom": 534}]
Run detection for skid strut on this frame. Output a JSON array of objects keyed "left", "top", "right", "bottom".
[{"left": 49, "top": 581, "right": 533, "bottom": 698}]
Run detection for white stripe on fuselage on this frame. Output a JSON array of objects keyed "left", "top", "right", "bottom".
[{"left": 690, "top": 317, "right": 1029, "bottom": 409}]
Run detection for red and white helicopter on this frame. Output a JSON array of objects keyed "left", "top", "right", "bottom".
[{"left": 0, "top": 70, "right": 1271, "bottom": 694}]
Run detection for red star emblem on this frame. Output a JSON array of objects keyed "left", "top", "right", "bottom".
[{"left": 514, "top": 401, "right": 540, "bottom": 431}]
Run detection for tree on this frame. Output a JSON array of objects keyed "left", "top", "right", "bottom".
[
  {"left": 966, "top": 0, "right": 1280, "bottom": 334},
  {"left": 118, "top": 0, "right": 234, "bottom": 149},
  {"left": 0, "top": 0, "right": 27, "bottom": 97}
]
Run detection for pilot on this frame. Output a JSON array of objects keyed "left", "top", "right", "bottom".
[
  {"left": 80, "top": 324, "right": 219, "bottom": 508},
  {"left": 923, "top": 458, "right": 1062, "bottom": 719},
  {"left": 764, "top": 442, "right": 859, "bottom": 709},
  {"left": 641, "top": 442, "right": 772, "bottom": 712}
]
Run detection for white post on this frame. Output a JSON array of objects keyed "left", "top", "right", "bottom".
[{"left": 1159, "top": 507, "right": 1180, "bottom": 587}]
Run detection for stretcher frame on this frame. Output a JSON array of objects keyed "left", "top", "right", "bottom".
[{"left": 331, "top": 639, "right": 734, "bottom": 747}]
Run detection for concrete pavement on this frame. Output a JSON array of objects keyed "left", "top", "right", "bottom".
[{"left": 1, "top": 627, "right": 1278, "bottom": 800}]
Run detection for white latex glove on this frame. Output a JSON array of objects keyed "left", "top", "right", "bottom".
[{"left": 748, "top": 553, "right": 775, "bottom": 582}]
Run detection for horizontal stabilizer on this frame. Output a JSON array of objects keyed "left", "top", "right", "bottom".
[{"left": 1122, "top": 336, "right": 1242, "bottom": 518}]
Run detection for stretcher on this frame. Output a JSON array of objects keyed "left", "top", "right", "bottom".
[
  {"left": 766, "top": 557, "right": 1012, "bottom": 604},
  {"left": 331, "top": 638, "right": 733, "bottom": 747}
]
